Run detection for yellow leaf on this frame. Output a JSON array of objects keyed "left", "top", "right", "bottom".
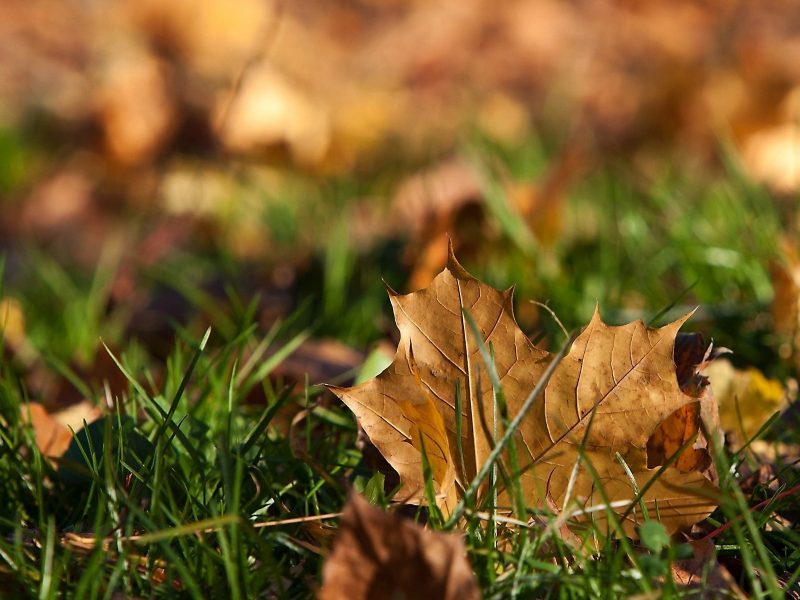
[{"left": 704, "top": 358, "right": 786, "bottom": 441}]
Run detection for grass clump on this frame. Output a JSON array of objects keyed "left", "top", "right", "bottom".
[{"left": 0, "top": 318, "right": 360, "bottom": 599}]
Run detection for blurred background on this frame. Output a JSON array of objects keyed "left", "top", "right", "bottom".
[{"left": 2, "top": 0, "right": 800, "bottom": 412}]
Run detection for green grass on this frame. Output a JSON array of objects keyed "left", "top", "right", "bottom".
[
  {"left": 1, "top": 318, "right": 362, "bottom": 598},
  {"left": 1, "top": 291, "right": 799, "bottom": 598},
  {"left": 1, "top": 138, "right": 799, "bottom": 598}
]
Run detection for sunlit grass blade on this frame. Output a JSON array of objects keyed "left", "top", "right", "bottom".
[
  {"left": 446, "top": 315, "right": 575, "bottom": 529},
  {"left": 648, "top": 280, "right": 698, "bottom": 327}
]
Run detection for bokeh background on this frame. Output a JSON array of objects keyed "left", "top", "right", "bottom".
[{"left": 2, "top": 0, "right": 800, "bottom": 409}]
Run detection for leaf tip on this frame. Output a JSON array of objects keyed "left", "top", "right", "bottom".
[
  {"left": 383, "top": 278, "right": 399, "bottom": 297},
  {"left": 445, "top": 239, "right": 472, "bottom": 280},
  {"left": 199, "top": 327, "right": 211, "bottom": 351},
  {"left": 670, "top": 307, "right": 697, "bottom": 330},
  {"left": 325, "top": 383, "right": 345, "bottom": 398},
  {"left": 446, "top": 237, "right": 458, "bottom": 269},
  {"left": 591, "top": 301, "right": 602, "bottom": 323}
]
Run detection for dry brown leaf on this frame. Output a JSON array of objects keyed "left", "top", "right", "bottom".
[
  {"left": 330, "top": 245, "right": 719, "bottom": 539},
  {"left": 648, "top": 402, "right": 711, "bottom": 474},
  {"left": 740, "top": 86, "right": 800, "bottom": 193},
  {"left": 216, "top": 65, "right": 331, "bottom": 165},
  {"left": 647, "top": 333, "right": 725, "bottom": 477},
  {"left": 318, "top": 493, "right": 479, "bottom": 600},
  {"left": 390, "top": 158, "right": 486, "bottom": 290},
  {"left": 96, "top": 43, "right": 177, "bottom": 166},
  {"left": 272, "top": 338, "right": 364, "bottom": 390},
  {"left": 671, "top": 538, "right": 747, "bottom": 599}
]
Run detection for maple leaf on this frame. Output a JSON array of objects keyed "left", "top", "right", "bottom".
[{"left": 330, "top": 245, "right": 719, "bottom": 538}]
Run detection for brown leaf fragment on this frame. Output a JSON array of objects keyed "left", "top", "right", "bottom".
[
  {"left": 673, "top": 333, "right": 710, "bottom": 391},
  {"left": 739, "top": 463, "right": 778, "bottom": 497},
  {"left": 671, "top": 538, "right": 747, "bottom": 599},
  {"left": 97, "top": 45, "right": 178, "bottom": 166},
  {"left": 21, "top": 401, "right": 102, "bottom": 459},
  {"left": 771, "top": 239, "right": 800, "bottom": 372},
  {"left": 647, "top": 402, "right": 711, "bottom": 473},
  {"left": 21, "top": 402, "right": 73, "bottom": 458},
  {"left": 390, "top": 158, "right": 487, "bottom": 291},
  {"left": 303, "top": 520, "right": 337, "bottom": 552},
  {"left": 318, "top": 493, "right": 479, "bottom": 600},
  {"left": 647, "top": 333, "right": 721, "bottom": 476},
  {"left": 331, "top": 244, "right": 720, "bottom": 540}
]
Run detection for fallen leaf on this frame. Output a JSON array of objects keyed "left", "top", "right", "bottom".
[
  {"left": 302, "top": 520, "right": 337, "bottom": 552},
  {"left": 21, "top": 170, "right": 93, "bottom": 233},
  {"left": 771, "top": 240, "right": 800, "bottom": 372},
  {"left": 20, "top": 400, "right": 100, "bottom": 459},
  {"left": 739, "top": 463, "right": 778, "bottom": 497},
  {"left": 124, "top": 0, "right": 271, "bottom": 81},
  {"left": 21, "top": 402, "right": 73, "bottom": 458},
  {"left": 647, "top": 333, "right": 725, "bottom": 477},
  {"left": 96, "top": 43, "right": 177, "bottom": 166},
  {"left": 390, "top": 158, "right": 486, "bottom": 290},
  {"left": 647, "top": 401, "right": 711, "bottom": 474},
  {"left": 391, "top": 159, "right": 483, "bottom": 238},
  {"left": 507, "top": 142, "right": 585, "bottom": 249},
  {"left": 740, "top": 86, "right": 800, "bottom": 193},
  {"left": 671, "top": 538, "right": 747, "bottom": 599},
  {"left": 216, "top": 64, "right": 331, "bottom": 166},
  {"left": 318, "top": 493, "right": 480, "bottom": 600},
  {"left": 52, "top": 400, "right": 103, "bottom": 432},
  {"left": 703, "top": 358, "right": 787, "bottom": 441},
  {"left": 330, "top": 244, "right": 719, "bottom": 539},
  {"left": 749, "top": 440, "right": 800, "bottom": 469},
  {"left": 272, "top": 338, "right": 364, "bottom": 389}
]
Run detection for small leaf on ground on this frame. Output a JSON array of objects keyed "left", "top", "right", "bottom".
[
  {"left": 671, "top": 538, "right": 747, "bottom": 599},
  {"left": 21, "top": 400, "right": 100, "bottom": 459},
  {"left": 318, "top": 493, "right": 480, "bottom": 600}
]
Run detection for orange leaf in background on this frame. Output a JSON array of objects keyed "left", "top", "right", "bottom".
[
  {"left": 21, "top": 403, "right": 73, "bottom": 459},
  {"left": 331, "top": 244, "right": 719, "bottom": 539},
  {"left": 771, "top": 239, "right": 800, "bottom": 373},
  {"left": 318, "top": 494, "right": 479, "bottom": 600},
  {"left": 20, "top": 401, "right": 101, "bottom": 459}
]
